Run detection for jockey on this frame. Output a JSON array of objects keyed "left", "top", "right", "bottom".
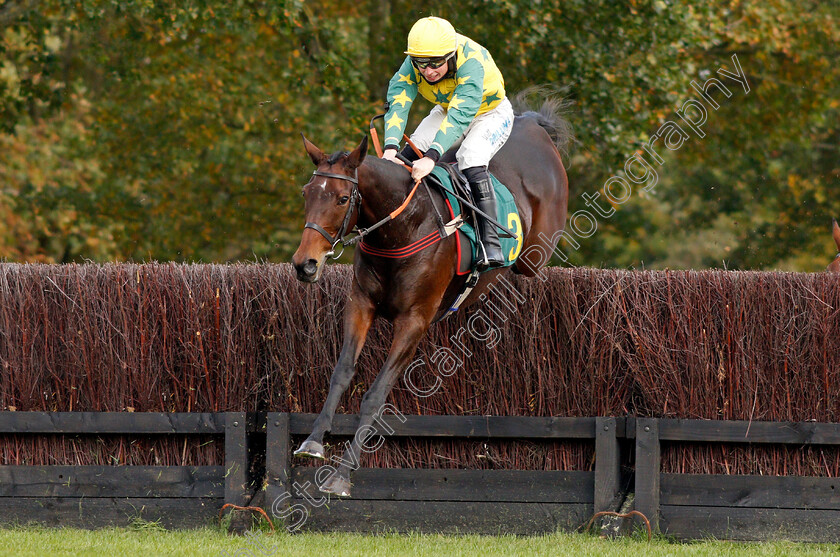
[{"left": 381, "top": 16, "right": 514, "bottom": 270}]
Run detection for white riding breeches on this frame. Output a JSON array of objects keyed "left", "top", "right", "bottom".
[{"left": 408, "top": 97, "right": 514, "bottom": 169}]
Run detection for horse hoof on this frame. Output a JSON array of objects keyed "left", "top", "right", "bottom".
[
  {"left": 319, "top": 473, "right": 352, "bottom": 497},
  {"left": 294, "top": 440, "right": 325, "bottom": 460}
]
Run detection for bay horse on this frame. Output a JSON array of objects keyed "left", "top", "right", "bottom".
[
  {"left": 290, "top": 96, "right": 571, "bottom": 496},
  {"left": 829, "top": 219, "right": 840, "bottom": 273}
]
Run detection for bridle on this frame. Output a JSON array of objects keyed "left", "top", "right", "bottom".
[
  {"left": 302, "top": 157, "right": 517, "bottom": 265},
  {"left": 302, "top": 161, "right": 428, "bottom": 260},
  {"left": 303, "top": 170, "right": 361, "bottom": 260}
]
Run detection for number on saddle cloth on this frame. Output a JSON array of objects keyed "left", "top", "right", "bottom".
[{"left": 427, "top": 165, "right": 523, "bottom": 275}]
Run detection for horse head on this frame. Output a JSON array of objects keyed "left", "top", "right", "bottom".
[
  {"left": 828, "top": 219, "right": 840, "bottom": 274},
  {"left": 292, "top": 134, "right": 368, "bottom": 282}
]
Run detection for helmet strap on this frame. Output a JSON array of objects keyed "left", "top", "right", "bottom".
[{"left": 445, "top": 56, "right": 457, "bottom": 77}]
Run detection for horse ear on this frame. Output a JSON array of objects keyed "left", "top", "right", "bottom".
[
  {"left": 833, "top": 218, "right": 840, "bottom": 252},
  {"left": 346, "top": 134, "right": 368, "bottom": 171},
  {"left": 301, "top": 134, "right": 326, "bottom": 166}
]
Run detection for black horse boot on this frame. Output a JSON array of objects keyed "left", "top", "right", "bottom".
[{"left": 464, "top": 166, "right": 505, "bottom": 270}]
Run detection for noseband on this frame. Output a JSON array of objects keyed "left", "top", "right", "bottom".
[{"left": 304, "top": 170, "right": 362, "bottom": 259}]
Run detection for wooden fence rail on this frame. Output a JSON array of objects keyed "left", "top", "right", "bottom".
[
  {"left": 265, "top": 413, "right": 621, "bottom": 535},
  {"left": 3, "top": 411, "right": 840, "bottom": 541},
  {"left": 635, "top": 418, "right": 840, "bottom": 542},
  {"left": 0, "top": 412, "right": 620, "bottom": 533},
  {"left": 0, "top": 411, "right": 249, "bottom": 528}
]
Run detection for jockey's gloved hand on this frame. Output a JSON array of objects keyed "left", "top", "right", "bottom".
[
  {"left": 382, "top": 148, "right": 399, "bottom": 163},
  {"left": 411, "top": 157, "right": 435, "bottom": 181}
]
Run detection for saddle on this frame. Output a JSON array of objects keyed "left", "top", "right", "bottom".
[
  {"left": 425, "top": 164, "right": 522, "bottom": 276},
  {"left": 432, "top": 165, "right": 479, "bottom": 275},
  {"left": 422, "top": 164, "right": 523, "bottom": 319}
]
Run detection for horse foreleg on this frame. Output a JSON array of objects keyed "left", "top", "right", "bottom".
[
  {"left": 294, "top": 290, "right": 375, "bottom": 460},
  {"left": 320, "top": 312, "right": 430, "bottom": 496}
]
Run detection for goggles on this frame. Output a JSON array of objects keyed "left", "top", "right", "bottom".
[{"left": 411, "top": 52, "right": 455, "bottom": 70}]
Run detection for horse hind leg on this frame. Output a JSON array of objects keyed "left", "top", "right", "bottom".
[
  {"left": 294, "top": 293, "right": 375, "bottom": 460},
  {"left": 320, "top": 311, "right": 430, "bottom": 497}
]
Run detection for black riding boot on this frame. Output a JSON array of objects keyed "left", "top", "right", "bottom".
[{"left": 464, "top": 166, "right": 505, "bottom": 270}]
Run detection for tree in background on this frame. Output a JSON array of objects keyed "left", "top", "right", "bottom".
[
  {"left": 1, "top": 0, "right": 838, "bottom": 270},
  {"left": 1, "top": 0, "right": 377, "bottom": 261}
]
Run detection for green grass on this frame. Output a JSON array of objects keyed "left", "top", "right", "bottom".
[{"left": 1, "top": 527, "right": 840, "bottom": 557}]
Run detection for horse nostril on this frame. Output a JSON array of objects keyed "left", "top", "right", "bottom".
[{"left": 294, "top": 259, "right": 320, "bottom": 282}]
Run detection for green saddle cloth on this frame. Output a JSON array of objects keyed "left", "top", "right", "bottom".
[{"left": 429, "top": 166, "right": 523, "bottom": 268}]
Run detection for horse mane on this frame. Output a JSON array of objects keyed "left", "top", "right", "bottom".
[
  {"left": 326, "top": 151, "right": 349, "bottom": 165},
  {"left": 511, "top": 85, "right": 576, "bottom": 163}
]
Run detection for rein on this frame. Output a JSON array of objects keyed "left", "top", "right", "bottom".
[
  {"left": 353, "top": 115, "right": 450, "bottom": 259},
  {"left": 305, "top": 114, "right": 449, "bottom": 260}
]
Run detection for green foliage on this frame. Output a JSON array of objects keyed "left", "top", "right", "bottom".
[{"left": 0, "top": 0, "right": 837, "bottom": 269}]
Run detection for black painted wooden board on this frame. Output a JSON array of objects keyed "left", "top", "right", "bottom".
[
  {"left": 289, "top": 413, "right": 597, "bottom": 439},
  {"left": 635, "top": 419, "right": 660, "bottom": 532},
  {"left": 0, "top": 465, "right": 223, "bottom": 498},
  {"left": 224, "top": 411, "right": 249, "bottom": 506},
  {"left": 661, "top": 473, "right": 840, "bottom": 510},
  {"left": 291, "top": 468, "right": 593, "bottom": 503},
  {"left": 0, "top": 497, "right": 223, "bottom": 529},
  {"left": 661, "top": 505, "right": 840, "bottom": 542},
  {"left": 298, "top": 499, "right": 592, "bottom": 535},
  {"left": 0, "top": 412, "right": 226, "bottom": 434},
  {"left": 265, "top": 413, "right": 292, "bottom": 519},
  {"left": 594, "top": 417, "right": 620, "bottom": 512},
  {"left": 658, "top": 419, "right": 840, "bottom": 445}
]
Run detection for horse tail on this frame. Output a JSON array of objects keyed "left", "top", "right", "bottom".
[{"left": 510, "top": 85, "right": 576, "bottom": 163}]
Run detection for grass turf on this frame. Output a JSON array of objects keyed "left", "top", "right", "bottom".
[{"left": 1, "top": 527, "right": 839, "bottom": 557}]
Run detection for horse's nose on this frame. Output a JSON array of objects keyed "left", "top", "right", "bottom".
[{"left": 295, "top": 259, "right": 319, "bottom": 282}]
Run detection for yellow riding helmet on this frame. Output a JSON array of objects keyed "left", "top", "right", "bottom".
[{"left": 405, "top": 17, "right": 457, "bottom": 57}]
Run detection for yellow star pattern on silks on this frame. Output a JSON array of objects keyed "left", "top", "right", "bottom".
[
  {"left": 447, "top": 94, "right": 465, "bottom": 111},
  {"left": 386, "top": 112, "right": 404, "bottom": 129},
  {"left": 397, "top": 72, "right": 414, "bottom": 84},
  {"left": 457, "top": 75, "right": 471, "bottom": 86},
  {"left": 391, "top": 90, "right": 412, "bottom": 107},
  {"left": 439, "top": 116, "right": 454, "bottom": 135}
]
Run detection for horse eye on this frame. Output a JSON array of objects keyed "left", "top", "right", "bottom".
[{"left": 338, "top": 196, "right": 350, "bottom": 205}]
